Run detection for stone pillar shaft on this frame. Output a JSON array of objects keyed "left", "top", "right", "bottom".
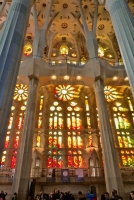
[
  {"left": 105, "top": 0, "right": 134, "bottom": 97},
  {"left": 11, "top": 77, "right": 38, "bottom": 200},
  {"left": 93, "top": 79, "right": 124, "bottom": 196},
  {"left": 0, "top": 0, "right": 33, "bottom": 159}
]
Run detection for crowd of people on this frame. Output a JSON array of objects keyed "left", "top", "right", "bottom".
[
  {"left": 35, "top": 189, "right": 134, "bottom": 200},
  {"left": 0, "top": 189, "right": 133, "bottom": 200},
  {"left": 101, "top": 189, "right": 134, "bottom": 200},
  {"left": 0, "top": 191, "right": 18, "bottom": 200},
  {"left": 0, "top": 191, "right": 7, "bottom": 200},
  {"left": 35, "top": 190, "right": 75, "bottom": 200}
]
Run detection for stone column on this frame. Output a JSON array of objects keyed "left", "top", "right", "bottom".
[
  {"left": 11, "top": 77, "right": 38, "bottom": 200},
  {"left": 93, "top": 78, "right": 124, "bottom": 197},
  {"left": 0, "top": 0, "right": 33, "bottom": 159},
  {"left": 105, "top": 0, "right": 134, "bottom": 97}
]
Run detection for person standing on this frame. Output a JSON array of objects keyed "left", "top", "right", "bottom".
[
  {"left": 86, "top": 191, "right": 95, "bottom": 200},
  {"left": 0, "top": 191, "right": 7, "bottom": 200},
  {"left": 78, "top": 191, "right": 86, "bottom": 200},
  {"left": 130, "top": 191, "right": 134, "bottom": 200}
]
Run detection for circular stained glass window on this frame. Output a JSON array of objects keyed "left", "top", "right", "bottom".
[
  {"left": 61, "top": 22, "right": 68, "bottom": 29},
  {"left": 14, "top": 84, "right": 28, "bottom": 101},
  {"left": 50, "top": 106, "right": 55, "bottom": 111},
  {"left": 57, "top": 106, "right": 62, "bottom": 111},
  {"left": 54, "top": 102, "right": 59, "bottom": 106},
  {"left": 67, "top": 107, "right": 73, "bottom": 111},
  {"left": 55, "top": 85, "right": 75, "bottom": 101}
]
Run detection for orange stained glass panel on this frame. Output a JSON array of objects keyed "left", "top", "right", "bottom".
[
  {"left": 4, "top": 136, "right": 9, "bottom": 148},
  {"left": 38, "top": 116, "right": 42, "bottom": 128},
  {"left": 11, "top": 156, "right": 16, "bottom": 168},
  {"left": 8, "top": 117, "right": 13, "bottom": 129},
  {"left": 1, "top": 156, "right": 6, "bottom": 167},
  {"left": 14, "top": 136, "right": 19, "bottom": 148},
  {"left": 36, "top": 136, "right": 40, "bottom": 147}
]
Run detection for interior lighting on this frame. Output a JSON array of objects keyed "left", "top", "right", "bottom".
[
  {"left": 60, "top": 43, "right": 69, "bottom": 55},
  {"left": 107, "top": 54, "right": 113, "bottom": 58},
  {"left": 98, "top": 46, "right": 104, "bottom": 57},
  {"left": 51, "top": 75, "right": 57, "bottom": 80},
  {"left": 76, "top": 76, "right": 81, "bottom": 80},
  {"left": 113, "top": 76, "right": 118, "bottom": 81},
  {"left": 72, "top": 53, "right": 76, "bottom": 57},
  {"left": 124, "top": 77, "right": 128, "bottom": 81},
  {"left": 23, "top": 42, "right": 32, "bottom": 56},
  {"left": 64, "top": 75, "right": 69, "bottom": 80},
  {"left": 52, "top": 53, "right": 56, "bottom": 57}
]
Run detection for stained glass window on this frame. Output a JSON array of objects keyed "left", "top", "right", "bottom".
[
  {"left": 17, "top": 116, "right": 24, "bottom": 129},
  {"left": 127, "top": 97, "right": 134, "bottom": 111},
  {"left": 121, "top": 154, "right": 134, "bottom": 167},
  {"left": 4, "top": 136, "right": 9, "bottom": 148},
  {"left": 39, "top": 96, "right": 44, "bottom": 110},
  {"left": 36, "top": 136, "right": 40, "bottom": 147},
  {"left": 38, "top": 117, "right": 42, "bottom": 128},
  {"left": 0, "top": 156, "right": 6, "bottom": 168},
  {"left": 2, "top": 84, "right": 28, "bottom": 168},
  {"left": 14, "top": 136, "right": 19, "bottom": 148},
  {"left": 104, "top": 86, "right": 122, "bottom": 102},
  {"left": 54, "top": 85, "right": 79, "bottom": 101},
  {"left": 117, "top": 132, "right": 134, "bottom": 148},
  {"left": 11, "top": 156, "right": 16, "bottom": 168},
  {"left": 113, "top": 113, "right": 131, "bottom": 129},
  {"left": 111, "top": 93, "right": 134, "bottom": 168},
  {"left": 14, "top": 84, "right": 28, "bottom": 101},
  {"left": 85, "top": 97, "right": 91, "bottom": 128},
  {"left": 46, "top": 86, "right": 87, "bottom": 168},
  {"left": 8, "top": 116, "right": 13, "bottom": 129}
]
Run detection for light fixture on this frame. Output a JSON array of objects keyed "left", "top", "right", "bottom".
[
  {"left": 51, "top": 75, "right": 57, "bottom": 80},
  {"left": 64, "top": 75, "right": 69, "bottom": 80},
  {"left": 76, "top": 76, "right": 81, "bottom": 80},
  {"left": 52, "top": 53, "right": 56, "bottom": 57},
  {"left": 124, "top": 77, "right": 128, "bottom": 81},
  {"left": 113, "top": 76, "right": 118, "bottom": 81},
  {"left": 72, "top": 53, "right": 76, "bottom": 57},
  {"left": 107, "top": 54, "right": 113, "bottom": 58}
]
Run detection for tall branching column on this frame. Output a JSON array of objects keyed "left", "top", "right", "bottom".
[
  {"left": 93, "top": 78, "right": 124, "bottom": 197},
  {"left": 11, "top": 77, "right": 38, "bottom": 200},
  {"left": 105, "top": 0, "right": 134, "bottom": 97},
  {"left": 0, "top": 0, "right": 33, "bottom": 159}
]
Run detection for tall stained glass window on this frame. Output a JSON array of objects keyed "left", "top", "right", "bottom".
[
  {"left": 0, "top": 84, "right": 28, "bottom": 168},
  {"left": 105, "top": 87, "right": 134, "bottom": 167},
  {"left": 46, "top": 85, "right": 91, "bottom": 168}
]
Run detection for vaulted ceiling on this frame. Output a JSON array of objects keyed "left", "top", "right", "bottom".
[{"left": 0, "top": 0, "right": 134, "bottom": 63}]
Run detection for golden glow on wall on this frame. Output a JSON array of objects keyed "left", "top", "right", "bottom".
[
  {"left": 98, "top": 46, "right": 104, "bottom": 57},
  {"left": 36, "top": 136, "right": 41, "bottom": 147},
  {"left": 104, "top": 86, "right": 122, "bottom": 102},
  {"left": 14, "top": 84, "right": 28, "bottom": 101},
  {"left": 23, "top": 42, "right": 32, "bottom": 56},
  {"left": 60, "top": 43, "right": 69, "bottom": 55}
]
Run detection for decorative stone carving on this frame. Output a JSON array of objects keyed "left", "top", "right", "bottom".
[{"left": 98, "top": 0, "right": 105, "bottom": 5}]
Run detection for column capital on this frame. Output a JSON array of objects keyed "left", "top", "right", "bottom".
[{"left": 98, "top": 0, "right": 105, "bottom": 5}]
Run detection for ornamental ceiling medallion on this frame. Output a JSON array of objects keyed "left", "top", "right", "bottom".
[
  {"left": 104, "top": 86, "right": 123, "bottom": 102},
  {"left": 54, "top": 85, "right": 80, "bottom": 101},
  {"left": 61, "top": 22, "right": 68, "bottom": 29},
  {"left": 14, "top": 84, "right": 28, "bottom": 101}
]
